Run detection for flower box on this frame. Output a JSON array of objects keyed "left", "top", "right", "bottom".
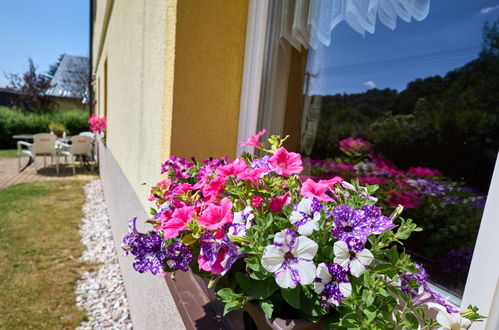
[{"left": 122, "top": 131, "right": 484, "bottom": 329}]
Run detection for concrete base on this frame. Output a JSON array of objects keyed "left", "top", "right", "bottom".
[{"left": 98, "top": 139, "right": 185, "bottom": 330}]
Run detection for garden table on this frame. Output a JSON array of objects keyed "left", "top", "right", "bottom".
[{"left": 12, "top": 134, "right": 74, "bottom": 172}]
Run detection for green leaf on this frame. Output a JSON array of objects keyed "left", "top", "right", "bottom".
[
  {"left": 217, "top": 288, "right": 235, "bottom": 300},
  {"left": 390, "top": 245, "right": 399, "bottom": 265},
  {"left": 338, "top": 312, "right": 358, "bottom": 327},
  {"left": 281, "top": 287, "right": 301, "bottom": 309},
  {"left": 223, "top": 301, "right": 240, "bottom": 315},
  {"left": 259, "top": 300, "right": 274, "bottom": 319},
  {"left": 235, "top": 272, "right": 278, "bottom": 299},
  {"left": 300, "top": 291, "right": 329, "bottom": 317},
  {"left": 362, "top": 290, "right": 375, "bottom": 307},
  {"left": 373, "top": 263, "right": 392, "bottom": 273},
  {"left": 245, "top": 256, "right": 263, "bottom": 272},
  {"left": 406, "top": 312, "right": 420, "bottom": 328}
]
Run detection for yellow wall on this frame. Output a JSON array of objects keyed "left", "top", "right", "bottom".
[
  {"left": 93, "top": 0, "right": 248, "bottom": 208},
  {"left": 93, "top": 0, "right": 172, "bottom": 207},
  {"left": 166, "top": 0, "right": 249, "bottom": 161}
]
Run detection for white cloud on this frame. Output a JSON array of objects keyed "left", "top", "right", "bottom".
[
  {"left": 480, "top": 5, "right": 499, "bottom": 14},
  {"left": 363, "top": 80, "right": 376, "bottom": 89}
]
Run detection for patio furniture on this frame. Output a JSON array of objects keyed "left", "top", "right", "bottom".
[
  {"left": 58, "top": 136, "right": 94, "bottom": 174},
  {"left": 79, "top": 131, "right": 95, "bottom": 139},
  {"left": 17, "top": 133, "right": 60, "bottom": 173}
]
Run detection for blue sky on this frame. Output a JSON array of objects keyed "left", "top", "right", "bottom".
[
  {"left": 0, "top": 1, "right": 89, "bottom": 87},
  {"left": 308, "top": 0, "right": 499, "bottom": 95}
]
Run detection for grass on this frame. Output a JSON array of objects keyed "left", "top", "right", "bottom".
[
  {"left": 0, "top": 149, "right": 17, "bottom": 158},
  {"left": 0, "top": 180, "right": 94, "bottom": 329}
]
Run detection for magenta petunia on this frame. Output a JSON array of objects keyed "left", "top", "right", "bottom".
[
  {"left": 198, "top": 198, "right": 233, "bottom": 230},
  {"left": 269, "top": 192, "right": 291, "bottom": 213},
  {"left": 301, "top": 177, "right": 342, "bottom": 202},
  {"left": 239, "top": 129, "right": 266, "bottom": 147},
  {"left": 161, "top": 205, "right": 195, "bottom": 238},
  {"left": 216, "top": 158, "right": 249, "bottom": 178},
  {"left": 269, "top": 147, "right": 303, "bottom": 177}
]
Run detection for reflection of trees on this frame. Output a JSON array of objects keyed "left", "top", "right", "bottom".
[{"left": 312, "top": 19, "right": 499, "bottom": 191}]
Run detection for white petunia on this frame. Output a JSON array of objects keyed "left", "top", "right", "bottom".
[
  {"left": 333, "top": 240, "right": 374, "bottom": 277},
  {"left": 261, "top": 229, "right": 318, "bottom": 289},
  {"left": 289, "top": 197, "right": 322, "bottom": 236},
  {"left": 227, "top": 206, "right": 254, "bottom": 237},
  {"left": 436, "top": 310, "right": 471, "bottom": 330}
]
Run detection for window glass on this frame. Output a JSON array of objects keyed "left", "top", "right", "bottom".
[{"left": 273, "top": 2, "right": 499, "bottom": 296}]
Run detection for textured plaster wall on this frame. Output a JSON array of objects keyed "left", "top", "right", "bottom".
[
  {"left": 168, "top": 0, "right": 249, "bottom": 161},
  {"left": 93, "top": 0, "right": 171, "bottom": 208}
]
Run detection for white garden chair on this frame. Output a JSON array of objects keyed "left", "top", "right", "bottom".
[
  {"left": 17, "top": 133, "right": 60, "bottom": 173},
  {"left": 79, "top": 131, "right": 95, "bottom": 140},
  {"left": 58, "top": 136, "right": 94, "bottom": 174}
]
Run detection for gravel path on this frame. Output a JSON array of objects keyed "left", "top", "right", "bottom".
[{"left": 76, "top": 180, "right": 132, "bottom": 330}]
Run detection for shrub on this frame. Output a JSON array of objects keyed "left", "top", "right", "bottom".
[{"left": 0, "top": 107, "right": 89, "bottom": 149}]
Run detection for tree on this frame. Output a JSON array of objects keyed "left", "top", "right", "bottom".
[
  {"left": 481, "top": 18, "right": 499, "bottom": 57},
  {"left": 5, "top": 59, "right": 56, "bottom": 113},
  {"left": 46, "top": 53, "right": 65, "bottom": 79}
]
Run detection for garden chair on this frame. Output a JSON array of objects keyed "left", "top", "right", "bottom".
[
  {"left": 79, "top": 131, "right": 95, "bottom": 139},
  {"left": 17, "top": 133, "right": 59, "bottom": 173},
  {"left": 58, "top": 136, "right": 94, "bottom": 174}
]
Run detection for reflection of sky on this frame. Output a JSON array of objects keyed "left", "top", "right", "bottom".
[{"left": 307, "top": 1, "right": 499, "bottom": 95}]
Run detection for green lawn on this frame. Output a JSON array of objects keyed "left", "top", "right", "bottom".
[
  {"left": 0, "top": 180, "right": 94, "bottom": 329},
  {"left": 0, "top": 149, "right": 17, "bottom": 158}
]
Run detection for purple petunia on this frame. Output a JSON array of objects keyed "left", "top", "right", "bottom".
[
  {"left": 122, "top": 218, "right": 167, "bottom": 275},
  {"left": 314, "top": 263, "right": 352, "bottom": 307},
  {"left": 331, "top": 205, "right": 372, "bottom": 243},
  {"left": 166, "top": 241, "right": 193, "bottom": 272},
  {"left": 361, "top": 205, "right": 394, "bottom": 234},
  {"left": 199, "top": 231, "right": 241, "bottom": 276},
  {"left": 289, "top": 197, "right": 323, "bottom": 236},
  {"left": 161, "top": 156, "right": 194, "bottom": 179}
]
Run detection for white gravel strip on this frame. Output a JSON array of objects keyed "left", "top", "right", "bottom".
[{"left": 76, "top": 180, "right": 133, "bottom": 330}]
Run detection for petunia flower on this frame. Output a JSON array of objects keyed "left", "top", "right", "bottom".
[
  {"left": 332, "top": 205, "right": 372, "bottom": 243},
  {"left": 314, "top": 263, "right": 352, "bottom": 307},
  {"left": 227, "top": 206, "right": 254, "bottom": 237},
  {"left": 269, "top": 192, "right": 291, "bottom": 213},
  {"left": 333, "top": 240, "right": 374, "bottom": 277},
  {"left": 362, "top": 205, "right": 394, "bottom": 234},
  {"left": 166, "top": 241, "right": 193, "bottom": 272},
  {"left": 122, "top": 218, "right": 167, "bottom": 275},
  {"left": 268, "top": 147, "right": 303, "bottom": 177},
  {"left": 239, "top": 129, "right": 266, "bottom": 147},
  {"left": 436, "top": 310, "right": 471, "bottom": 330},
  {"left": 300, "top": 178, "right": 341, "bottom": 203},
  {"left": 198, "top": 230, "right": 241, "bottom": 275},
  {"left": 198, "top": 198, "right": 233, "bottom": 230},
  {"left": 261, "top": 229, "right": 318, "bottom": 288},
  {"left": 289, "top": 197, "right": 323, "bottom": 236},
  {"left": 160, "top": 205, "right": 195, "bottom": 238},
  {"left": 216, "top": 158, "right": 249, "bottom": 179}
]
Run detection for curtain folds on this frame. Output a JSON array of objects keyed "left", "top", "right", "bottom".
[{"left": 281, "top": 0, "right": 431, "bottom": 50}]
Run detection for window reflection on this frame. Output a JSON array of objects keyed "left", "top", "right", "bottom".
[{"left": 295, "top": 5, "right": 499, "bottom": 296}]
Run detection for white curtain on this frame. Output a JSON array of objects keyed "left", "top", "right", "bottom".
[{"left": 281, "top": 0, "right": 431, "bottom": 50}]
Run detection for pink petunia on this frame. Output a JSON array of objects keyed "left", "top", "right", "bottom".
[
  {"left": 301, "top": 177, "right": 342, "bottom": 202},
  {"left": 198, "top": 198, "right": 233, "bottom": 230},
  {"left": 269, "top": 192, "right": 291, "bottom": 213},
  {"left": 201, "top": 176, "right": 226, "bottom": 202},
  {"left": 239, "top": 129, "right": 266, "bottom": 147},
  {"left": 239, "top": 166, "right": 269, "bottom": 184},
  {"left": 216, "top": 159, "right": 249, "bottom": 178},
  {"left": 251, "top": 196, "right": 263, "bottom": 208},
  {"left": 407, "top": 167, "right": 442, "bottom": 177},
  {"left": 161, "top": 206, "right": 195, "bottom": 238},
  {"left": 269, "top": 147, "right": 303, "bottom": 177}
]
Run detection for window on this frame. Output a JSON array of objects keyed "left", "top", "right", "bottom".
[{"left": 257, "top": 1, "right": 499, "bottom": 297}]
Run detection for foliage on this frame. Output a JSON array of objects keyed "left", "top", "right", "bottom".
[
  {"left": 0, "top": 149, "right": 17, "bottom": 158},
  {"left": 4, "top": 59, "right": 56, "bottom": 113},
  {"left": 0, "top": 107, "right": 89, "bottom": 149},
  {"left": 305, "top": 137, "right": 486, "bottom": 293},
  {"left": 311, "top": 19, "right": 499, "bottom": 192},
  {"left": 48, "top": 122, "right": 69, "bottom": 135},
  {"left": 122, "top": 132, "right": 483, "bottom": 328},
  {"left": 0, "top": 180, "right": 94, "bottom": 329}
]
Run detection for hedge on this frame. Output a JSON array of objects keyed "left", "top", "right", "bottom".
[{"left": 0, "top": 107, "right": 89, "bottom": 149}]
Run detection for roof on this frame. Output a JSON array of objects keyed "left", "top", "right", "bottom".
[{"left": 46, "top": 55, "right": 89, "bottom": 100}]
